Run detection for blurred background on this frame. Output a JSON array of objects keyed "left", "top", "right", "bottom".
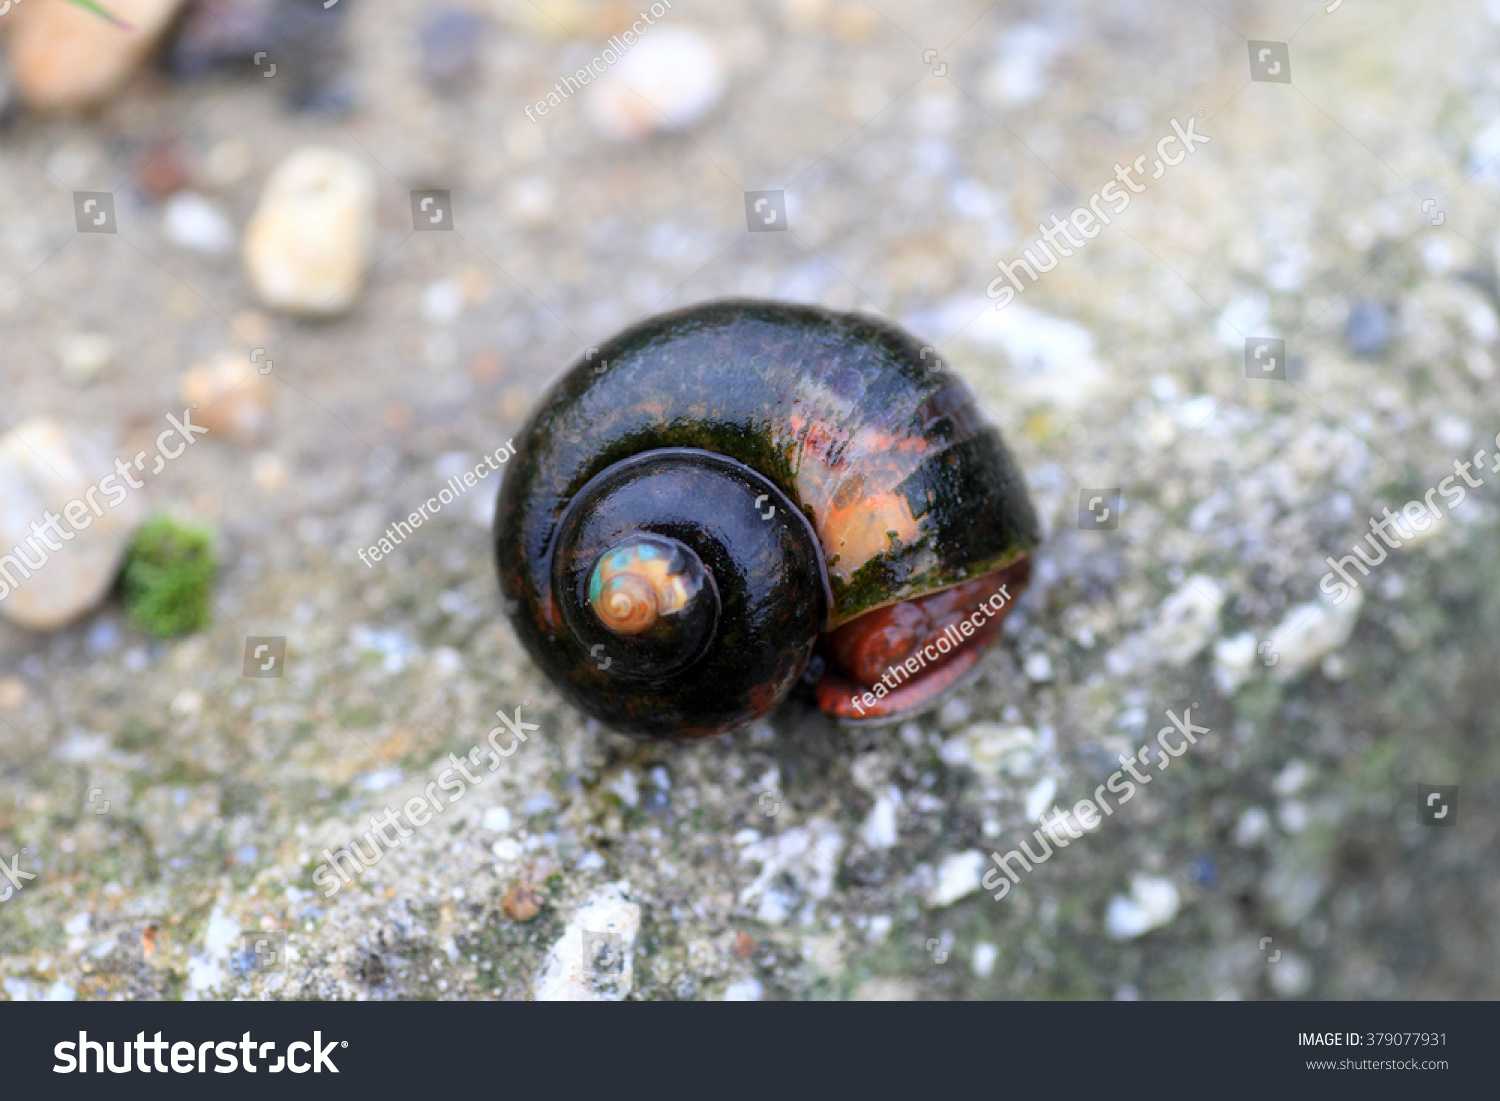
[{"left": 1, "top": 0, "right": 1499, "bottom": 1000}]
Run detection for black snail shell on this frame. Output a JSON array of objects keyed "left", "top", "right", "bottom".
[{"left": 494, "top": 298, "right": 1040, "bottom": 740}]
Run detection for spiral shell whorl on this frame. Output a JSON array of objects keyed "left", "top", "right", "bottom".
[
  {"left": 519, "top": 449, "right": 824, "bottom": 737},
  {"left": 588, "top": 535, "right": 706, "bottom": 636},
  {"left": 595, "top": 572, "right": 659, "bottom": 634}
]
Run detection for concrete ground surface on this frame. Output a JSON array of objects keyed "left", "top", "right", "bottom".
[{"left": 1, "top": 0, "right": 1498, "bottom": 1000}]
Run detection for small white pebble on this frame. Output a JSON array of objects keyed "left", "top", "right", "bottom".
[
  {"left": 523, "top": 790, "right": 558, "bottom": 815},
  {"left": 56, "top": 333, "right": 113, "bottom": 383},
  {"left": 533, "top": 883, "right": 641, "bottom": 1001},
  {"left": 481, "top": 806, "right": 512, "bottom": 832},
  {"left": 938, "top": 736, "right": 972, "bottom": 767},
  {"left": 1271, "top": 760, "right": 1311, "bottom": 797},
  {"left": 421, "top": 279, "right": 464, "bottom": 324},
  {"left": 971, "top": 942, "right": 998, "bottom": 978},
  {"left": 1106, "top": 897, "right": 1153, "bottom": 940},
  {"left": 1104, "top": 874, "right": 1180, "bottom": 940},
  {"left": 1277, "top": 800, "right": 1308, "bottom": 833},
  {"left": 1023, "top": 652, "right": 1054, "bottom": 682},
  {"left": 1234, "top": 807, "right": 1272, "bottom": 847},
  {"left": 983, "top": 23, "right": 1067, "bottom": 107},
  {"left": 1023, "top": 776, "right": 1057, "bottom": 823},
  {"left": 1212, "top": 632, "right": 1258, "bottom": 695},
  {"left": 925, "top": 850, "right": 985, "bottom": 909},
  {"left": 163, "top": 192, "right": 235, "bottom": 254},
  {"left": 1150, "top": 576, "right": 1226, "bottom": 667},
  {"left": 170, "top": 689, "right": 203, "bottom": 717},
  {"left": 359, "top": 768, "right": 402, "bottom": 793},
  {"left": 430, "top": 647, "right": 464, "bottom": 678},
  {"left": 1269, "top": 952, "right": 1314, "bottom": 997},
  {"left": 938, "top": 696, "right": 971, "bottom": 728},
  {"left": 587, "top": 28, "right": 726, "bottom": 141},
  {"left": 607, "top": 769, "right": 639, "bottom": 808},
  {"left": 1267, "top": 592, "right": 1363, "bottom": 683},
  {"left": 859, "top": 786, "right": 900, "bottom": 850},
  {"left": 1432, "top": 414, "right": 1473, "bottom": 451}
]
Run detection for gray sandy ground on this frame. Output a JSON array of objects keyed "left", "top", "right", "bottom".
[{"left": 1, "top": 0, "right": 1498, "bottom": 1000}]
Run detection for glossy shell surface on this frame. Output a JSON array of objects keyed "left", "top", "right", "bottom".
[{"left": 495, "top": 298, "right": 1040, "bottom": 739}]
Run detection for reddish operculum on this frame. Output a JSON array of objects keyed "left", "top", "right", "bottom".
[{"left": 815, "top": 557, "right": 1030, "bottom": 721}]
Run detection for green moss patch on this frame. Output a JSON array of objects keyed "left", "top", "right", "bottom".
[{"left": 122, "top": 515, "right": 217, "bottom": 638}]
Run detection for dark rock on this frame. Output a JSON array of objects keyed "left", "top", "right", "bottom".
[
  {"left": 1188, "top": 855, "right": 1218, "bottom": 888},
  {"left": 169, "top": 0, "right": 279, "bottom": 75},
  {"left": 0, "top": 56, "right": 18, "bottom": 128},
  {"left": 167, "top": 0, "right": 355, "bottom": 115},
  {"left": 1346, "top": 300, "right": 1393, "bottom": 356},
  {"left": 419, "top": 10, "right": 485, "bottom": 94},
  {"left": 355, "top": 952, "right": 387, "bottom": 985},
  {"left": 273, "top": 0, "right": 355, "bottom": 115}
]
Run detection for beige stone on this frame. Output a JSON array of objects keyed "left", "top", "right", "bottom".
[
  {"left": 179, "top": 353, "right": 272, "bottom": 443},
  {"left": 0, "top": 676, "right": 26, "bottom": 711},
  {"left": 0, "top": 419, "right": 144, "bottom": 632},
  {"left": 9, "top": 0, "right": 187, "bottom": 111},
  {"left": 243, "top": 147, "right": 376, "bottom": 317}
]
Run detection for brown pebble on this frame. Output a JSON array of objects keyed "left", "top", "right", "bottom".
[
  {"left": 141, "top": 924, "right": 158, "bottom": 960},
  {"left": 467, "top": 350, "right": 504, "bottom": 385},
  {"left": 136, "top": 140, "right": 190, "bottom": 201},
  {"left": 502, "top": 882, "right": 542, "bottom": 922},
  {"left": 383, "top": 400, "right": 413, "bottom": 432},
  {"left": 732, "top": 931, "right": 755, "bottom": 960}
]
